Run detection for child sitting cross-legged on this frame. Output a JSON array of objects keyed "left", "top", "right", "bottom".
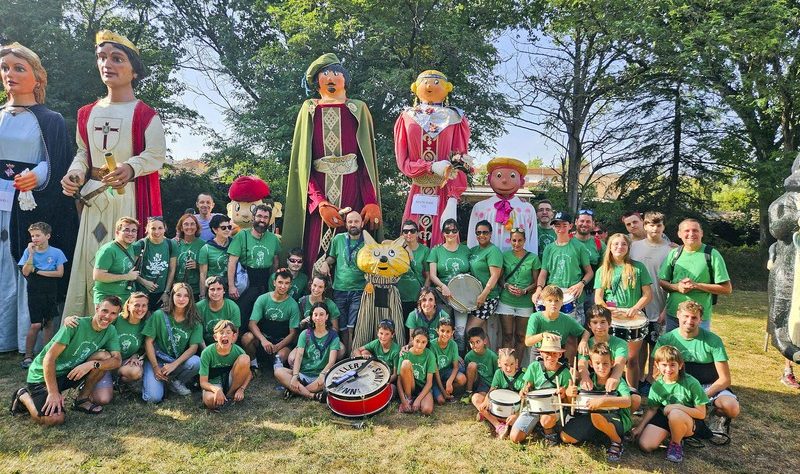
[
  {"left": 476, "top": 348, "right": 526, "bottom": 438},
  {"left": 430, "top": 318, "right": 466, "bottom": 404},
  {"left": 354, "top": 318, "right": 401, "bottom": 385},
  {"left": 397, "top": 328, "right": 437, "bottom": 415},
  {"left": 199, "top": 320, "right": 252, "bottom": 412}
]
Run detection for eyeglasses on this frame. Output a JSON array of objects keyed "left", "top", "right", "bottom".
[
  {"left": 288, "top": 258, "right": 303, "bottom": 264},
  {"left": 475, "top": 230, "right": 491, "bottom": 236},
  {"left": 401, "top": 228, "right": 418, "bottom": 234},
  {"left": 443, "top": 228, "right": 459, "bottom": 235},
  {"left": 590, "top": 230, "right": 602, "bottom": 235},
  {"left": 578, "top": 209, "right": 594, "bottom": 216},
  {"left": 379, "top": 319, "right": 395, "bottom": 329},
  {"left": 218, "top": 225, "right": 233, "bottom": 230}
]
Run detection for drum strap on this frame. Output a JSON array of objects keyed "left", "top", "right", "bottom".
[
  {"left": 503, "top": 369, "right": 524, "bottom": 389},
  {"left": 307, "top": 328, "right": 337, "bottom": 356},
  {"left": 539, "top": 361, "right": 567, "bottom": 388}
]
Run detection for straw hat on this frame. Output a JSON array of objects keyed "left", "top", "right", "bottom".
[{"left": 539, "top": 333, "right": 566, "bottom": 353}]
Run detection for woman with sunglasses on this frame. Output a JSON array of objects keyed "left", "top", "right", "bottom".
[
  {"left": 467, "top": 220, "right": 503, "bottom": 335},
  {"left": 199, "top": 214, "right": 233, "bottom": 298},
  {"left": 175, "top": 213, "right": 204, "bottom": 301},
  {"left": 427, "top": 218, "right": 471, "bottom": 353},
  {"left": 397, "top": 220, "right": 430, "bottom": 318},
  {"left": 133, "top": 216, "right": 177, "bottom": 312},
  {"left": 497, "top": 228, "right": 540, "bottom": 359}
]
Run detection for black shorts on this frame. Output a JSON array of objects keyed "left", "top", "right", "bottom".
[
  {"left": 27, "top": 289, "right": 58, "bottom": 326},
  {"left": 469, "top": 297, "right": 499, "bottom": 321},
  {"left": 208, "top": 366, "right": 232, "bottom": 394},
  {"left": 27, "top": 375, "right": 83, "bottom": 416},
  {"left": 563, "top": 412, "right": 624, "bottom": 442},
  {"left": 647, "top": 409, "right": 711, "bottom": 439}
]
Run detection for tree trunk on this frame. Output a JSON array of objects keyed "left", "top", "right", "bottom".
[{"left": 667, "top": 82, "right": 682, "bottom": 211}]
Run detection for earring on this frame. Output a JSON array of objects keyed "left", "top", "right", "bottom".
[{"left": 413, "top": 96, "right": 418, "bottom": 107}]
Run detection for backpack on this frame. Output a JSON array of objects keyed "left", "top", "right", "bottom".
[{"left": 665, "top": 244, "right": 717, "bottom": 305}]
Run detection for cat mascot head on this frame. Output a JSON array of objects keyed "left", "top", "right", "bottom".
[{"left": 357, "top": 231, "right": 411, "bottom": 279}]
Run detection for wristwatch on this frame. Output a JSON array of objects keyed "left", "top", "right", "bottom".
[{"left": 93, "top": 361, "right": 101, "bottom": 369}]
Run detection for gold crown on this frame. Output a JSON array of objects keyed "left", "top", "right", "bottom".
[{"left": 95, "top": 30, "right": 139, "bottom": 55}]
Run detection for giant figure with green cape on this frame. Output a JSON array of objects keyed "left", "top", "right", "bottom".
[{"left": 283, "top": 53, "right": 382, "bottom": 274}]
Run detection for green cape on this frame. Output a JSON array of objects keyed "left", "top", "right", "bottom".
[{"left": 282, "top": 98, "right": 382, "bottom": 257}]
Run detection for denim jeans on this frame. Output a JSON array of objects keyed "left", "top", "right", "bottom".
[
  {"left": 333, "top": 289, "right": 363, "bottom": 329},
  {"left": 142, "top": 354, "right": 201, "bottom": 403}
]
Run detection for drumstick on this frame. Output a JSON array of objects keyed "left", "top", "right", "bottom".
[
  {"left": 570, "top": 357, "right": 577, "bottom": 416},
  {"left": 554, "top": 378, "right": 565, "bottom": 427}
]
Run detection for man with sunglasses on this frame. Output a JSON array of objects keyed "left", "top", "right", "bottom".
[
  {"left": 268, "top": 248, "right": 308, "bottom": 301},
  {"left": 573, "top": 209, "right": 606, "bottom": 314}
]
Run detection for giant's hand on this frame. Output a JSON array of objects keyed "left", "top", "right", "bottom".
[
  {"left": 442, "top": 197, "right": 458, "bottom": 222},
  {"left": 61, "top": 171, "right": 84, "bottom": 196},
  {"left": 13, "top": 172, "right": 38, "bottom": 192},
  {"left": 361, "top": 203, "right": 382, "bottom": 231},
  {"left": 319, "top": 201, "right": 344, "bottom": 228}
]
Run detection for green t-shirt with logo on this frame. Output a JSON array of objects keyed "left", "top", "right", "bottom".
[
  {"left": 196, "top": 298, "right": 242, "bottom": 345},
  {"left": 647, "top": 373, "right": 710, "bottom": 408},
  {"left": 574, "top": 236, "right": 606, "bottom": 267},
  {"left": 657, "top": 244, "right": 730, "bottom": 321},
  {"left": 491, "top": 368, "right": 527, "bottom": 391},
  {"left": 198, "top": 241, "right": 229, "bottom": 282},
  {"left": 525, "top": 311, "right": 586, "bottom": 346},
  {"left": 522, "top": 360, "right": 571, "bottom": 390},
  {"left": 399, "top": 348, "right": 437, "bottom": 388},
  {"left": 464, "top": 348, "right": 499, "bottom": 386},
  {"left": 538, "top": 226, "right": 557, "bottom": 256},
  {"left": 250, "top": 293, "right": 301, "bottom": 328},
  {"left": 541, "top": 239, "right": 591, "bottom": 301},
  {"left": 579, "top": 335, "right": 629, "bottom": 361},
  {"left": 199, "top": 343, "right": 246, "bottom": 385},
  {"left": 499, "top": 250, "right": 541, "bottom": 308},
  {"left": 93, "top": 240, "right": 135, "bottom": 304},
  {"left": 299, "top": 296, "right": 341, "bottom": 321},
  {"left": 590, "top": 373, "right": 633, "bottom": 433},
  {"left": 269, "top": 271, "right": 309, "bottom": 301},
  {"left": 228, "top": 230, "right": 281, "bottom": 269},
  {"left": 594, "top": 261, "right": 652, "bottom": 308},
  {"left": 427, "top": 244, "right": 471, "bottom": 284},
  {"left": 653, "top": 328, "right": 728, "bottom": 364},
  {"left": 429, "top": 338, "right": 459, "bottom": 370},
  {"left": 142, "top": 310, "right": 203, "bottom": 359},
  {"left": 27, "top": 317, "right": 120, "bottom": 383},
  {"left": 328, "top": 233, "right": 366, "bottom": 291},
  {"left": 132, "top": 238, "right": 174, "bottom": 294},
  {"left": 297, "top": 329, "right": 341, "bottom": 377},
  {"left": 115, "top": 317, "right": 144, "bottom": 360},
  {"left": 469, "top": 243, "right": 503, "bottom": 298},
  {"left": 398, "top": 244, "right": 430, "bottom": 302},
  {"left": 364, "top": 338, "right": 400, "bottom": 373},
  {"left": 175, "top": 238, "right": 206, "bottom": 295},
  {"left": 405, "top": 309, "right": 450, "bottom": 343}
]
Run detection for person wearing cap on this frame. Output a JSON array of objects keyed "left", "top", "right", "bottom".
[
  {"left": 573, "top": 209, "right": 606, "bottom": 315},
  {"left": 283, "top": 53, "right": 382, "bottom": 274},
  {"left": 467, "top": 157, "right": 537, "bottom": 254},
  {"left": 395, "top": 70, "right": 470, "bottom": 246},
  {"left": 531, "top": 211, "right": 593, "bottom": 324},
  {"left": 61, "top": 30, "right": 166, "bottom": 319}
]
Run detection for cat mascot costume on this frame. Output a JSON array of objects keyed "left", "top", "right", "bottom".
[{"left": 351, "top": 232, "right": 410, "bottom": 348}]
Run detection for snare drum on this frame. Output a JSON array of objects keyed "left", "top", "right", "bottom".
[
  {"left": 524, "top": 388, "right": 559, "bottom": 414},
  {"left": 536, "top": 289, "right": 576, "bottom": 315},
  {"left": 447, "top": 274, "right": 483, "bottom": 313},
  {"left": 488, "top": 389, "right": 521, "bottom": 418},
  {"left": 610, "top": 308, "right": 649, "bottom": 341},
  {"left": 575, "top": 390, "right": 618, "bottom": 413},
  {"left": 325, "top": 357, "right": 392, "bottom": 418}
]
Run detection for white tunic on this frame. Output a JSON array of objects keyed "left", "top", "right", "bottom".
[{"left": 467, "top": 195, "right": 538, "bottom": 253}]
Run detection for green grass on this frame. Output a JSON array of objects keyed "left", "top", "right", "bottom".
[{"left": 0, "top": 291, "right": 795, "bottom": 473}]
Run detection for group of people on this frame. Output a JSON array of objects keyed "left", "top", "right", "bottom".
[{"left": 0, "top": 30, "right": 750, "bottom": 466}]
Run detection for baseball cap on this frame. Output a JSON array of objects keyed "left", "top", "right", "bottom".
[{"left": 551, "top": 211, "right": 572, "bottom": 223}]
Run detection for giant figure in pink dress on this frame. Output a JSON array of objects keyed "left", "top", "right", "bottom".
[{"left": 395, "top": 70, "right": 469, "bottom": 247}]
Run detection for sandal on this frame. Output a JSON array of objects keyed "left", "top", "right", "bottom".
[
  {"left": 283, "top": 389, "right": 293, "bottom": 401},
  {"left": 313, "top": 391, "right": 327, "bottom": 403},
  {"left": 72, "top": 398, "right": 103, "bottom": 415},
  {"left": 10, "top": 387, "right": 28, "bottom": 416},
  {"left": 20, "top": 357, "right": 33, "bottom": 369},
  {"left": 606, "top": 441, "right": 624, "bottom": 462}
]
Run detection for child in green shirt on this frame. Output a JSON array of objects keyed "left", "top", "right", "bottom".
[
  {"left": 464, "top": 327, "right": 499, "bottom": 405},
  {"left": 398, "top": 328, "right": 436, "bottom": 415},
  {"left": 199, "top": 320, "right": 252, "bottom": 411},
  {"left": 431, "top": 318, "right": 466, "bottom": 404},
  {"left": 355, "top": 319, "right": 401, "bottom": 384},
  {"left": 478, "top": 348, "right": 525, "bottom": 438},
  {"left": 525, "top": 285, "right": 589, "bottom": 362}
]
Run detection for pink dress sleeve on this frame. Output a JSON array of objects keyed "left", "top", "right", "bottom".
[
  {"left": 446, "top": 117, "right": 471, "bottom": 199},
  {"left": 307, "top": 172, "right": 327, "bottom": 213},
  {"left": 394, "top": 113, "right": 432, "bottom": 178}
]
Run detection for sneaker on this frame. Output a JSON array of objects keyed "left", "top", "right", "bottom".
[
  {"left": 606, "top": 441, "right": 624, "bottom": 463},
  {"left": 495, "top": 423, "right": 508, "bottom": 438},
  {"left": 544, "top": 432, "right": 560, "bottom": 447},
  {"left": 666, "top": 441, "right": 684, "bottom": 463},
  {"left": 167, "top": 379, "right": 192, "bottom": 396},
  {"left": 275, "top": 384, "right": 286, "bottom": 393},
  {"left": 638, "top": 379, "right": 651, "bottom": 397},
  {"left": 20, "top": 357, "right": 33, "bottom": 369},
  {"left": 780, "top": 372, "right": 800, "bottom": 389},
  {"left": 633, "top": 407, "right": 644, "bottom": 416},
  {"left": 461, "top": 391, "right": 473, "bottom": 405}
]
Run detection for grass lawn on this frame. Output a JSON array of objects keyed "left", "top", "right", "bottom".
[{"left": 0, "top": 290, "right": 796, "bottom": 473}]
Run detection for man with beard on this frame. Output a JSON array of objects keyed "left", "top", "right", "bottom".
[
  {"left": 572, "top": 210, "right": 606, "bottom": 314},
  {"left": 227, "top": 205, "right": 280, "bottom": 332},
  {"left": 194, "top": 193, "right": 222, "bottom": 241},
  {"left": 536, "top": 200, "right": 556, "bottom": 257},
  {"left": 317, "top": 210, "right": 367, "bottom": 355}
]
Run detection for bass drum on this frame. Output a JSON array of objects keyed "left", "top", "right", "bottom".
[{"left": 325, "top": 357, "right": 393, "bottom": 418}]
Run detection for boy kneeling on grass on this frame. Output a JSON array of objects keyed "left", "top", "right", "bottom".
[
  {"left": 199, "top": 320, "right": 252, "bottom": 411},
  {"left": 561, "top": 342, "right": 632, "bottom": 463}
]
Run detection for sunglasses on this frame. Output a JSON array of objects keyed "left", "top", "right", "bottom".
[
  {"left": 475, "top": 230, "right": 491, "bottom": 236},
  {"left": 510, "top": 227, "right": 525, "bottom": 234},
  {"left": 401, "top": 228, "right": 418, "bottom": 234},
  {"left": 590, "top": 230, "right": 602, "bottom": 235},
  {"left": 288, "top": 258, "right": 303, "bottom": 264},
  {"left": 379, "top": 319, "right": 395, "bottom": 329},
  {"left": 147, "top": 216, "right": 164, "bottom": 222},
  {"left": 218, "top": 225, "right": 233, "bottom": 230},
  {"left": 443, "top": 228, "right": 459, "bottom": 235},
  {"left": 578, "top": 209, "right": 594, "bottom": 216}
]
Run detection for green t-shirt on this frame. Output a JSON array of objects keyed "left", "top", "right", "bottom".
[
  {"left": 579, "top": 335, "right": 629, "bottom": 361},
  {"left": 657, "top": 244, "right": 730, "bottom": 321},
  {"left": 297, "top": 329, "right": 341, "bottom": 377},
  {"left": 175, "top": 238, "right": 206, "bottom": 295},
  {"left": 299, "top": 296, "right": 341, "bottom": 321},
  {"left": 269, "top": 271, "right": 309, "bottom": 301},
  {"left": 328, "top": 233, "right": 366, "bottom": 291},
  {"left": 647, "top": 373, "right": 710, "bottom": 409},
  {"left": 464, "top": 348, "right": 499, "bottom": 386},
  {"left": 653, "top": 328, "right": 728, "bottom": 364},
  {"left": 594, "top": 261, "right": 652, "bottom": 308},
  {"left": 199, "top": 343, "right": 246, "bottom": 385},
  {"left": 398, "top": 244, "right": 430, "bottom": 302},
  {"left": 590, "top": 373, "right": 633, "bottom": 433},
  {"left": 427, "top": 243, "right": 471, "bottom": 284},
  {"left": 469, "top": 243, "right": 503, "bottom": 298},
  {"left": 399, "top": 348, "right": 437, "bottom": 388},
  {"left": 250, "top": 293, "right": 301, "bottom": 328},
  {"left": 525, "top": 311, "right": 586, "bottom": 346},
  {"left": 132, "top": 238, "right": 174, "bottom": 294},
  {"left": 574, "top": 236, "right": 606, "bottom": 267},
  {"left": 538, "top": 226, "right": 557, "bottom": 256},
  {"left": 228, "top": 230, "right": 281, "bottom": 269},
  {"left": 429, "top": 338, "right": 459, "bottom": 370},
  {"left": 364, "top": 338, "right": 401, "bottom": 373},
  {"left": 405, "top": 309, "right": 450, "bottom": 343},
  {"left": 491, "top": 368, "right": 526, "bottom": 391},
  {"left": 541, "top": 239, "right": 590, "bottom": 302},
  {"left": 499, "top": 250, "right": 541, "bottom": 308},
  {"left": 522, "top": 360, "right": 571, "bottom": 389},
  {"left": 142, "top": 310, "right": 204, "bottom": 359},
  {"left": 196, "top": 298, "right": 242, "bottom": 345},
  {"left": 198, "top": 241, "right": 229, "bottom": 282},
  {"left": 93, "top": 240, "right": 135, "bottom": 304},
  {"left": 27, "top": 317, "right": 120, "bottom": 383},
  {"left": 115, "top": 317, "right": 144, "bottom": 360}
]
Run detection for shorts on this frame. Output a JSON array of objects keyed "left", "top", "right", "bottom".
[
  {"left": 512, "top": 411, "right": 541, "bottom": 434},
  {"left": 95, "top": 355, "right": 142, "bottom": 389},
  {"left": 472, "top": 379, "right": 490, "bottom": 394},
  {"left": 469, "top": 297, "right": 499, "bottom": 321},
  {"left": 563, "top": 412, "right": 624, "bottom": 442},
  {"left": 333, "top": 290, "right": 363, "bottom": 329},
  {"left": 27, "top": 375, "right": 83, "bottom": 417},
  {"left": 209, "top": 371, "right": 235, "bottom": 394},
  {"left": 27, "top": 290, "right": 58, "bottom": 326},
  {"left": 495, "top": 302, "right": 533, "bottom": 318},
  {"left": 647, "top": 409, "right": 711, "bottom": 438},
  {"left": 702, "top": 385, "right": 737, "bottom": 405},
  {"left": 432, "top": 361, "right": 465, "bottom": 398},
  {"left": 298, "top": 373, "right": 317, "bottom": 385}
]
